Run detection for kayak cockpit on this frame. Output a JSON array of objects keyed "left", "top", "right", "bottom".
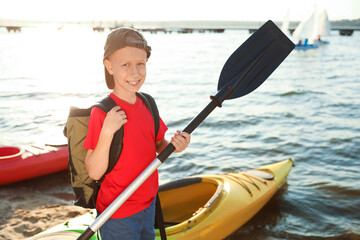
[
  {"left": 158, "top": 177, "right": 222, "bottom": 225},
  {"left": 0, "top": 146, "right": 24, "bottom": 161}
]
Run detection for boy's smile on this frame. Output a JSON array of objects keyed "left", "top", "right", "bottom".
[
  {"left": 104, "top": 46, "right": 148, "bottom": 103},
  {"left": 127, "top": 80, "right": 141, "bottom": 86}
]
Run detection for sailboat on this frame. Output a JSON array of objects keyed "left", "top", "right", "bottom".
[
  {"left": 315, "top": 9, "right": 331, "bottom": 45},
  {"left": 292, "top": 7, "right": 331, "bottom": 50},
  {"left": 292, "top": 7, "right": 319, "bottom": 50}
]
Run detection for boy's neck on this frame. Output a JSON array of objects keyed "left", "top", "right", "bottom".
[{"left": 112, "top": 90, "right": 137, "bottom": 104}]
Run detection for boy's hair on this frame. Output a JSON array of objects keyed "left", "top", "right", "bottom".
[{"left": 103, "top": 27, "right": 152, "bottom": 89}]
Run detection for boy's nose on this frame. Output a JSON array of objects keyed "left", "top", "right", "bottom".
[{"left": 129, "top": 65, "right": 140, "bottom": 77}]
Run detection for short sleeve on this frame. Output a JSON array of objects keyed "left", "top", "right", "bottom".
[
  {"left": 83, "top": 107, "right": 107, "bottom": 150},
  {"left": 155, "top": 117, "right": 168, "bottom": 142}
]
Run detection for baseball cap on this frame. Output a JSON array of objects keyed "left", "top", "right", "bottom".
[{"left": 103, "top": 27, "right": 151, "bottom": 89}]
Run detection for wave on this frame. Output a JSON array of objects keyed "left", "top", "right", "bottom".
[
  {"left": 327, "top": 74, "right": 341, "bottom": 80},
  {"left": 329, "top": 137, "right": 354, "bottom": 144},
  {"left": 317, "top": 184, "right": 360, "bottom": 198},
  {"left": 280, "top": 91, "right": 306, "bottom": 97},
  {"left": 0, "top": 77, "right": 37, "bottom": 81},
  {"left": 257, "top": 231, "right": 360, "bottom": 240},
  {"left": 167, "top": 117, "right": 264, "bottom": 129},
  {"left": 0, "top": 92, "right": 94, "bottom": 99},
  {"left": 280, "top": 90, "right": 325, "bottom": 97}
]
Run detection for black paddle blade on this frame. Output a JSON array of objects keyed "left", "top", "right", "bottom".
[{"left": 217, "top": 20, "right": 294, "bottom": 100}]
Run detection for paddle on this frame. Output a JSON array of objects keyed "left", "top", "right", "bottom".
[{"left": 78, "top": 20, "right": 294, "bottom": 240}]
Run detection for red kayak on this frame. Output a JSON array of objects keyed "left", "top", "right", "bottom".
[{"left": 0, "top": 144, "right": 68, "bottom": 185}]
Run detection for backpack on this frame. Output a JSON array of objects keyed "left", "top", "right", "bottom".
[{"left": 63, "top": 92, "right": 160, "bottom": 209}]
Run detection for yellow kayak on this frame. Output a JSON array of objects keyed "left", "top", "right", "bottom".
[
  {"left": 157, "top": 158, "right": 294, "bottom": 239},
  {"left": 30, "top": 159, "right": 294, "bottom": 240}
]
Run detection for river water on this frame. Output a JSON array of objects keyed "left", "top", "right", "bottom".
[{"left": 0, "top": 24, "right": 359, "bottom": 239}]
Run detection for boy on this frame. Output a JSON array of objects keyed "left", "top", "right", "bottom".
[{"left": 83, "top": 28, "right": 191, "bottom": 240}]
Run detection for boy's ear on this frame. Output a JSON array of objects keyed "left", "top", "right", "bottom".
[{"left": 104, "top": 59, "right": 113, "bottom": 75}]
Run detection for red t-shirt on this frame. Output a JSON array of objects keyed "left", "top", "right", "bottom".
[{"left": 83, "top": 93, "right": 168, "bottom": 218}]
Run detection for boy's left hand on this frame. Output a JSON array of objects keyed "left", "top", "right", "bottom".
[{"left": 171, "top": 130, "right": 191, "bottom": 153}]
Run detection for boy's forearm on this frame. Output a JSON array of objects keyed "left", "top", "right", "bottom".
[
  {"left": 85, "top": 130, "right": 114, "bottom": 180},
  {"left": 156, "top": 139, "right": 169, "bottom": 153}
]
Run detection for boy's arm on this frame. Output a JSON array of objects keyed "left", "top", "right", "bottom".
[
  {"left": 156, "top": 131, "right": 190, "bottom": 153},
  {"left": 85, "top": 130, "right": 113, "bottom": 180},
  {"left": 85, "top": 106, "right": 127, "bottom": 180}
]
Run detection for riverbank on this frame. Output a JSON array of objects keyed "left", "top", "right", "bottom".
[{"left": 0, "top": 171, "right": 88, "bottom": 239}]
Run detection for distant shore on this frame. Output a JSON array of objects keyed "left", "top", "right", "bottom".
[{"left": 0, "top": 18, "right": 359, "bottom": 29}]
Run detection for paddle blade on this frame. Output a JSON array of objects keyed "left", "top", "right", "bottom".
[{"left": 217, "top": 20, "right": 294, "bottom": 100}]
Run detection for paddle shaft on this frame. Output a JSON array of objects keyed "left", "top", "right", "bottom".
[{"left": 158, "top": 92, "right": 229, "bottom": 162}]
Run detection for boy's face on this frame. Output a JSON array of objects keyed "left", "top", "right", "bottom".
[{"left": 105, "top": 46, "right": 147, "bottom": 95}]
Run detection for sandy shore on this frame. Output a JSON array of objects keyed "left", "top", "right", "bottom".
[{"left": 0, "top": 170, "right": 89, "bottom": 239}]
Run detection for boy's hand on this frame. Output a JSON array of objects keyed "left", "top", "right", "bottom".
[
  {"left": 171, "top": 130, "right": 191, "bottom": 153},
  {"left": 103, "top": 106, "right": 127, "bottom": 135}
]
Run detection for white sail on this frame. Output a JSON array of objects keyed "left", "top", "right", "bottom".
[
  {"left": 292, "top": 9, "right": 318, "bottom": 42},
  {"left": 281, "top": 9, "right": 290, "bottom": 34},
  {"left": 317, "top": 9, "right": 331, "bottom": 37}
]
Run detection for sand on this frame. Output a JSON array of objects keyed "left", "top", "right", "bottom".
[{"left": 0, "top": 171, "right": 89, "bottom": 240}]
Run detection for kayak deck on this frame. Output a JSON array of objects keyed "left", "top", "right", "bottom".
[{"left": 0, "top": 144, "right": 68, "bottom": 185}]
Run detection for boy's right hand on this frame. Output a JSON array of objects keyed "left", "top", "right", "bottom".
[{"left": 103, "top": 106, "right": 127, "bottom": 135}]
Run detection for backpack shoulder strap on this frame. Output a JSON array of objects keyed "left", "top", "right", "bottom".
[
  {"left": 137, "top": 92, "right": 160, "bottom": 138},
  {"left": 95, "top": 96, "right": 124, "bottom": 180},
  {"left": 94, "top": 96, "right": 117, "bottom": 113},
  {"left": 155, "top": 193, "right": 167, "bottom": 240}
]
